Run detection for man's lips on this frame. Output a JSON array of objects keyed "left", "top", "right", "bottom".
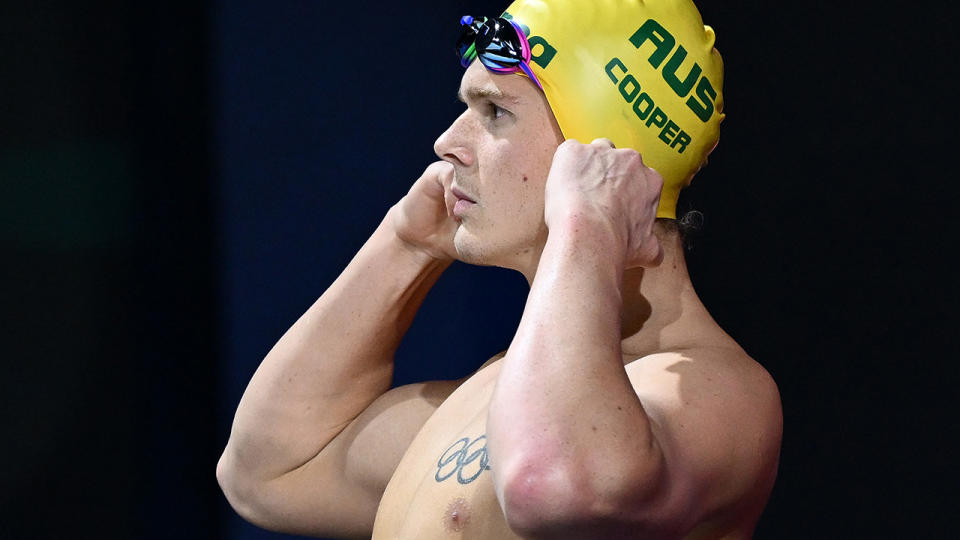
[
  {"left": 451, "top": 186, "right": 476, "bottom": 203},
  {"left": 450, "top": 185, "right": 477, "bottom": 218}
]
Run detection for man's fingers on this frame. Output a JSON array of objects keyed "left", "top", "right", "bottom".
[
  {"left": 590, "top": 137, "right": 616, "bottom": 148},
  {"left": 433, "top": 162, "right": 457, "bottom": 218},
  {"left": 438, "top": 161, "right": 455, "bottom": 185},
  {"left": 425, "top": 160, "right": 454, "bottom": 186},
  {"left": 650, "top": 240, "right": 664, "bottom": 267},
  {"left": 443, "top": 183, "right": 457, "bottom": 218},
  {"left": 632, "top": 237, "right": 664, "bottom": 269}
]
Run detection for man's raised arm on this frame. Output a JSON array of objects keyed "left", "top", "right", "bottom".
[
  {"left": 216, "top": 161, "right": 460, "bottom": 532},
  {"left": 486, "top": 139, "right": 668, "bottom": 534},
  {"left": 487, "top": 140, "right": 781, "bottom": 538}
]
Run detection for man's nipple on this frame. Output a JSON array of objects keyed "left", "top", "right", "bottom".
[{"left": 444, "top": 497, "right": 471, "bottom": 533}]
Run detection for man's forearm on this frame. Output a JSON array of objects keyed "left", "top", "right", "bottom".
[
  {"left": 487, "top": 215, "right": 659, "bottom": 525},
  {"left": 222, "top": 209, "right": 450, "bottom": 481}
]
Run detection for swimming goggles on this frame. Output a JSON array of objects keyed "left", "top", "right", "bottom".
[{"left": 456, "top": 15, "right": 543, "bottom": 91}]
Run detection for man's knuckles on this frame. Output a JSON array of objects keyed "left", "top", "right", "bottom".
[
  {"left": 423, "top": 161, "right": 454, "bottom": 183},
  {"left": 646, "top": 167, "right": 664, "bottom": 191},
  {"left": 631, "top": 235, "right": 663, "bottom": 268},
  {"left": 552, "top": 141, "right": 663, "bottom": 210},
  {"left": 590, "top": 137, "right": 616, "bottom": 148}
]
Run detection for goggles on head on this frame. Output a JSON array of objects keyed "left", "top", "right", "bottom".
[{"left": 456, "top": 15, "right": 543, "bottom": 91}]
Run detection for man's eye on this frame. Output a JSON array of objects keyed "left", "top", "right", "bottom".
[{"left": 489, "top": 103, "right": 507, "bottom": 119}]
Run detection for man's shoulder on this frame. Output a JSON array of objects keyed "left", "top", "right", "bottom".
[
  {"left": 452, "top": 349, "right": 508, "bottom": 387},
  {"left": 477, "top": 349, "right": 508, "bottom": 372},
  {"left": 624, "top": 345, "right": 782, "bottom": 476},
  {"left": 626, "top": 345, "right": 781, "bottom": 423},
  {"left": 626, "top": 346, "right": 782, "bottom": 520}
]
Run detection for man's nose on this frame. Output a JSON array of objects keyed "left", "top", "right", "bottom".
[{"left": 433, "top": 112, "right": 475, "bottom": 167}]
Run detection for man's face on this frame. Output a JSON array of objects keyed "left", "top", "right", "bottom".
[{"left": 434, "top": 61, "right": 565, "bottom": 275}]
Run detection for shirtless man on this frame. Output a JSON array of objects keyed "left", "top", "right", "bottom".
[{"left": 217, "top": 1, "right": 782, "bottom": 538}]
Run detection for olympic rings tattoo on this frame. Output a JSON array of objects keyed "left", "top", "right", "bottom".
[{"left": 435, "top": 435, "right": 491, "bottom": 484}]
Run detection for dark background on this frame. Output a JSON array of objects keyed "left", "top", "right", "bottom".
[{"left": 1, "top": 0, "right": 955, "bottom": 539}]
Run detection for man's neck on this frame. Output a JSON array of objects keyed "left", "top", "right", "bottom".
[
  {"left": 618, "top": 228, "right": 718, "bottom": 359},
  {"left": 518, "top": 226, "right": 725, "bottom": 361}
]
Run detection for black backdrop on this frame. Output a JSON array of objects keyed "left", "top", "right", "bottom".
[{"left": 2, "top": 1, "right": 955, "bottom": 539}]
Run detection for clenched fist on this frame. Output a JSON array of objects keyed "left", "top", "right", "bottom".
[
  {"left": 391, "top": 161, "right": 460, "bottom": 261},
  {"left": 544, "top": 138, "right": 664, "bottom": 269}
]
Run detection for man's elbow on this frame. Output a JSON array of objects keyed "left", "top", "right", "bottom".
[
  {"left": 499, "top": 457, "right": 672, "bottom": 538},
  {"left": 216, "top": 451, "right": 279, "bottom": 532},
  {"left": 499, "top": 463, "right": 588, "bottom": 536}
]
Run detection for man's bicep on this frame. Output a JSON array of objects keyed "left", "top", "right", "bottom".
[
  {"left": 334, "top": 378, "right": 464, "bottom": 493},
  {"left": 346, "top": 347, "right": 504, "bottom": 478},
  {"left": 248, "top": 378, "right": 462, "bottom": 538}
]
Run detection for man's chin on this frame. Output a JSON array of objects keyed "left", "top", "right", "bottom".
[
  {"left": 453, "top": 229, "right": 494, "bottom": 267},
  {"left": 453, "top": 224, "right": 545, "bottom": 277},
  {"left": 453, "top": 237, "right": 485, "bottom": 266}
]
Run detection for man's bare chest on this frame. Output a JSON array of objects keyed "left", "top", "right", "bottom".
[{"left": 371, "top": 362, "right": 521, "bottom": 539}]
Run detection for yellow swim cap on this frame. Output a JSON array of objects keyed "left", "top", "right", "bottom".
[{"left": 500, "top": 0, "right": 725, "bottom": 218}]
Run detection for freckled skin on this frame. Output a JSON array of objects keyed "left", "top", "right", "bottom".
[{"left": 433, "top": 61, "right": 564, "bottom": 272}]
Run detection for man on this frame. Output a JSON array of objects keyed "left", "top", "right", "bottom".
[{"left": 217, "top": 0, "right": 782, "bottom": 538}]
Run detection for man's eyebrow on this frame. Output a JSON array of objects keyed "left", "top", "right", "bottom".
[{"left": 456, "top": 86, "right": 520, "bottom": 104}]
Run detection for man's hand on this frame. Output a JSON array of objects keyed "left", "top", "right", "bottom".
[
  {"left": 544, "top": 138, "right": 664, "bottom": 269},
  {"left": 391, "top": 161, "right": 460, "bottom": 261}
]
